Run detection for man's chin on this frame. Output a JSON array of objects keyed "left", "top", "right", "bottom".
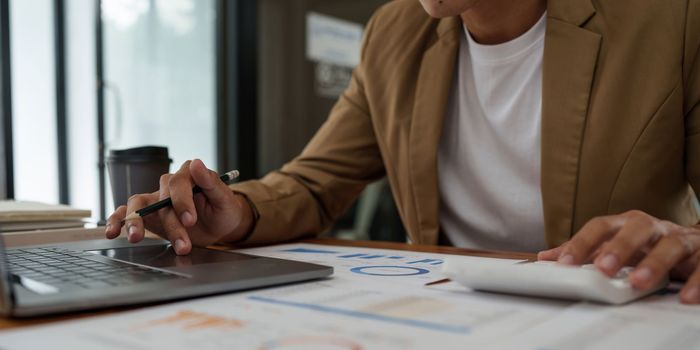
[{"left": 418, "top": 0, "right": 480, "bottom": 18}]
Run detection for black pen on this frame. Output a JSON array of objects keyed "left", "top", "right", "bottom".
[{"left": 122, "top": 170, "right": 240, "bottom": 222}]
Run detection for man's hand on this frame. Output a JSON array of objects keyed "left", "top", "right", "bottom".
[
  {"left": 537, "top": 210, "right": 700, "bottom": 304},
  {"left": 104, "top": 159, "right": 254, "bottom": 255}
]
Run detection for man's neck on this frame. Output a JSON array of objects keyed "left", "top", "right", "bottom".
[{"left": 460, "top": 0, "right": 546, "bottom": 45}]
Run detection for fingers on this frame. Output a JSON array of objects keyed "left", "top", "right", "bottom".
[
  {"left": 550, "top": 211, "right": 700, "bottom": 303},
  {"left": 631, "top": 232, "right": 700, "bottom": 290},
  {"left": 537, "top": 245, "right": 565, "bottom": 261},
  {"left": 592, "top": 214, "right": 662, "bottom": 277},
  {"left": 558, "top": 215, "right": 625, "bottom": 265},
  {"left": 160, "top": 216, "right": 192, "bottom": 255},
  {"left": 105, "top": 205, "right": 128, "bottom": 239},
  {"left": 168, "top": 160, "right": 198, "bottom": 227},
  {"left": 189, "top": 159, "right": 235, "bottom": 207},
  {"left": 158, "top": 173, "right": 193, "bottom": 255},
  {"left": 123, "top": 193, "right": 155, "bottom": 243},
  {"left": 680, "top": 255, "right": 700, "bottom": 304},
  {"left": 106, "top": 193, "right": 162, "bottom": 240},
  {"left": 104, "top": 159, "right": 216, "bottom": 255}
]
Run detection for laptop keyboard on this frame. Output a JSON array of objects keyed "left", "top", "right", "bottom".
[{"left": 6, "top": 247, "right": 185, "bottom": 291}]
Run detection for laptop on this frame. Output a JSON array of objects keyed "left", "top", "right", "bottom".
[{"left": 0, "top": 230, "right": 333, "bottom": 317}]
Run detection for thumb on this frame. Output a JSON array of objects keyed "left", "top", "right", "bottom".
[
  {"left": 537, "top": 245, "right": 565, "bottom": 261},
  {"left": 189, "top": 159, "right": 234, "bottom": 207}
]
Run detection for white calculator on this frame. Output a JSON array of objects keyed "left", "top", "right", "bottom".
[{"left": 442, "top": 258, "right": 669, "bottom": 304}]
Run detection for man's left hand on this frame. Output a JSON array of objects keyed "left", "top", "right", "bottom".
[{"left": 537, "top": 210, "right": 700, "bottom": 304}]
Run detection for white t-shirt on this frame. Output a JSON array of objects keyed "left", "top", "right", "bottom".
[{"left": 437, "top": 14, "right": 547, "bottom": 252}]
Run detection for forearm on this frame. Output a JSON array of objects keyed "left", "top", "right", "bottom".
[{"left": 224, "top": 172, "right": 352, "bottom": 245}]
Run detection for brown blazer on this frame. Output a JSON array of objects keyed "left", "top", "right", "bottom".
[{"left": 231, "top": 0, "right": 700, "bottom": 249}]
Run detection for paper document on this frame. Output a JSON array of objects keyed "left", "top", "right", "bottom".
[
  {"left": 239, "top": 243, "right": 524, "bottom": 287},
  {"left": 495, "top": 286, "right": 700, "bottom": 350},
  {"left": 0, "top": 243, "right": 696, "bottom": 350}
]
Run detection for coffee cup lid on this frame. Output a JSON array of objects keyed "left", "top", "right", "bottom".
[{"left": 107, "top": 146, "right": 172, "bottom": 163}]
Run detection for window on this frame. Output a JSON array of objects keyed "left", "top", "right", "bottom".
[
  {"left": 10, "top": 0, "right": 59, "bottom": 203},
  {"left": 66, "top": 0, "right": 99, "bottom": 219},
  {"left": 101, "top": 0, "right": 217, "bottom": 213},
  {"left": 1, "top": 0, "right": 220, "bottom": 220}
]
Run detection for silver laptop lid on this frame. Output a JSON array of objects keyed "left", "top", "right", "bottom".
[{"left": 0, "top": 232, "right": 15, "bottom": 316}]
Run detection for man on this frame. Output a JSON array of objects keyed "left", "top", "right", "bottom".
[{"left": 105, "top": 0, "right": 700, "bottom": 304}]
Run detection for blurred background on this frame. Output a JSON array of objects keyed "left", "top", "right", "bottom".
[{"left": 0, "top": 0, "right": 405, "bottom": 242}]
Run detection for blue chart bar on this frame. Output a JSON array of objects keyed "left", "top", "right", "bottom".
[
  {"left": 359, "top": 255, "right": 385, "bottom": 259},
  {"left": 407, "top": 259, "right": 443, "bottom": 265},
  {"left": 248, "top": 295, "right": 470, "bottom": 335},
  {"left": 283, "top": 248, "right": 339, "bottom": 254},
  {"left": 338, "top": 253, "right": 367, "bottom": 258}
]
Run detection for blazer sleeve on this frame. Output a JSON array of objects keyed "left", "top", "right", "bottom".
[
  {"left": 685, "top": 1, "right": 700, "bottom": 196},
  {"left": 227, "top": 14, "right": 386, "bottom": 245}
]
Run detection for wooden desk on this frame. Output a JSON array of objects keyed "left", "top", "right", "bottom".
[{"left": 0, "top": 238, "right": 536, "bottom": 331}]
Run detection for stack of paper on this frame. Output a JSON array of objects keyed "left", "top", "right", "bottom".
[{"left": 0, "top": 200, "right": 91, "bottom": 232}]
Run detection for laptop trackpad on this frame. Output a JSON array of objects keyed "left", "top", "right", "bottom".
[{"left": 87, "top": 245, "right": 257, "bottom": 268}]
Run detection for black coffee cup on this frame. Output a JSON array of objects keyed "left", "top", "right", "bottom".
[{"left": 106, "top": 146, "right": 172, "bottom": 208}]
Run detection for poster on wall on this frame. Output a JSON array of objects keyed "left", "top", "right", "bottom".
[{"left": 306, "top": 12, "right": 364, "bottom": 98}]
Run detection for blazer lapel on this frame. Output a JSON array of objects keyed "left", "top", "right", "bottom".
[
  {"left": 408, "top": 17, "right": 460, "bottom": 245},
  {"left": 541, "top": 1, "right": 601, "bottom": 247}
]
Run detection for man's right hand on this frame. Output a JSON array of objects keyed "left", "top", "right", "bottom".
[{"left": 104, "top": 159, "right": 254, "bottom": 255}]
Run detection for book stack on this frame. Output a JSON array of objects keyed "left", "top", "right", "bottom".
[{"left": 0, "top": 200, "right": 92, "bottom": 232}]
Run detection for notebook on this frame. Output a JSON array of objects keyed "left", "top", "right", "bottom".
[{"left": 0, "top": 201, "right": 91, "bottom": 232}]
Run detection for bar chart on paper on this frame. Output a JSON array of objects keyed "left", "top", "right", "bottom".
[{"left": 239, "top": 243, "right": 522, "bottom": 287}]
